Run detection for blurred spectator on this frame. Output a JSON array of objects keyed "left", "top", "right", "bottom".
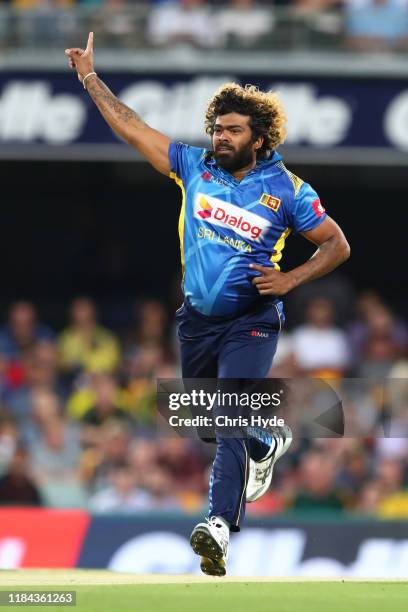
[
  {"left": 12, "top": 0, "right": 76, "bottom": 8},
  {"left": 80, "top": 420, "right": 132, "bottom": 491},
  {"left": 123, "top": 299, "right": 177, "bottom": 383},
  {"left": 157, "top": 437, "right": 207, "bottom": 493},
  {"left": 0, "top": 290, "right": 403, "bottom": 515},
  {"left": 0, "top": 302, "right": 54, "bottom": 362},
  {"left": 122, "top": 301, "right": 177, "bottom": 422},
  {"left": 5, "top": 342, "right": 64, "bottom": 421},
  {"left": 345, "top": 0, "right": 408, "bottom": 52},
  {"left": 357, "top": 305, "right": 404, "bottom": 377},
  {"left": 28, "top": 416, "right": 81, "bottom": 484},
  {"left": 124, "top": 345, "right": 178, "bottom": 426},
  {"left": 80, "top": 374, "right": 130, "bottom": 427},
  {"left": 0, "top": 445, "right": 42, "bottom": 506},
  {"left": 294, "top": 0, "right": 340, "bottom": 13},
  {"left": 378, "top": 490, "right": 408, "bottom": 517},
  {"left": 0, "top": 355, "right": 10, "bottom": 401},
  {"left": 335, "top": 444, "right": 370, "bottom": 501},
  {"left": 0, "top": 415, "right": 19, "bottom": 476},
  {"left": 12, "top": 0, "right": 78, "bottom": 49},
  {"left": 28, "top": 416, "right": 86, "bottom": 506},
  {"left": 130, "top": 438, "right": 187, "bottom": 508},
  {"left": 291, "top": 297, "right": 350, "bottom": 376},
  {"left": 355, "top": 479, "right": 384, "bottom": 514},
  {"left": 348, "top": 292, "right": 407, "bottom": 371},
  {"left": 215, "top": 0, "right": 274, "bottom": 48},
  {"left": 125, "top": 299, "right": 169, "bottom": 352},
  {"left": 268, "top": 331, "right": 297, "bottom": 377},
  {"left": 67, "top": 372, "right": 128, "bottom": 423},
  {"left": 30, "top": 341, "right": 61, "bottom": 391},
  {"left": 375, "top": 457, "right": 408, "bottom": 517},
  {"left": 385, "top": 362, "right": 408, "bottom": 450},
  {"left": 374, "top": 457, "right": 405, "bottom": 497},
  {"left": 142, "top": 466, "right": 183, "bottom": 509},
  {"left": 58, "top": 298, "right": 120, "bottom": 375},
  {"left": 129, "top": 438, "right": 160, "bottom": 478},
  {"left": 126, "top": 344, "right": 177, "bottom": 380},
  {"left": 290, "top": 449, "right": 345, "bottom": 512},
  {"left": 97, "top": 0, "right": 138, "bottom": 44},
  {"left": 20, "top": 389, "right": 62, "bottom": 446},
  {"left": 89, "top": 463, "right": 154, "bottom": 513},
  {"left": 148, "top": 0, "right": 218, "bottom": 48}
]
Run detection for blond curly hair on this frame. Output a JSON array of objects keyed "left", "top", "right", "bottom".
[{"left": 205, "top": 83, "right": 287, "bottom": 159}]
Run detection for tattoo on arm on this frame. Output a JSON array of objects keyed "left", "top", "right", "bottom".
[
  {"left": 84, "top": 74, "right": 171, "bottom": 174},
  {"left": 86, "top": 76, "right": 145, "bottom": 130}
]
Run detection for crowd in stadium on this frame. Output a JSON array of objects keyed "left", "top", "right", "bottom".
[
  {"left": 1, "top": 0, "right": 408, "bottom": 53},
  {"left": 0, "top": 292, "right": 406, "bottom": 517}
]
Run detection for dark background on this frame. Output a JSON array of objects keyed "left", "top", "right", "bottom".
[{"left": 1, "top": 160, "right": 404, "bottom": 328}]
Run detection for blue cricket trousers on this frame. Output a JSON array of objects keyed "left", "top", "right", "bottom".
[{"left": 176, "top": 298, "right": 284, "bottom": 531}]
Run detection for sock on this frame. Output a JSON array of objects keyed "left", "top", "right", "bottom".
[{"left": 213, "top": 516, "right": 230, "bottom": 530}]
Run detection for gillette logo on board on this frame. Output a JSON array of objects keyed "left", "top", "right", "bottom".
[{"left": 194, "top": 193, "right": 271, "bottom": 242}]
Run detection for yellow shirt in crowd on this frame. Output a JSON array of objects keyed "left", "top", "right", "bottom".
[{"left": 58, "top": 326, "right": 120, "bottom": 374}]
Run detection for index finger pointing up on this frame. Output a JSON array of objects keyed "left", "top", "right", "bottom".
[{"left": 84, "top": 31, "right": 94, "bottom": 55}]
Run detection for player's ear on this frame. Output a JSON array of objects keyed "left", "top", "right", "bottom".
[{"left": 254, "top": 137, "right": 263, "bottom": 151}]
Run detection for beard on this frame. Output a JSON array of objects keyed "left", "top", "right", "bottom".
[{"left": 213, "top": 141, "right": 255, "bottom": 173}]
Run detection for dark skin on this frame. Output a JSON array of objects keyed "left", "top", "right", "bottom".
[
  {"left": 65, "top": 33, "right": 350, "bottom": 296},
  {"left": 211, "top": 114, "right": 350, "bottom": 296},
  {"left": 250, "top": 218, "right": 350, "bottom": 296},
  {"left": 212, "top": 113, "right": 262, "bottom": 180}
]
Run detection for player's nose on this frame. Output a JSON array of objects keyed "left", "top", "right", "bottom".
[{"left": 217, "top": 136, "right": 232, "bottom": 147}]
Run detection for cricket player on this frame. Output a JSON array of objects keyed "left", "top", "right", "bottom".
[{"left": 65, "top": 33, "right": 350, "bottom": 576}]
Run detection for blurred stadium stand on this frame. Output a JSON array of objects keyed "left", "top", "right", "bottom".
[{"left": 0, "top": 0, "right": 407, "bottom": 577}]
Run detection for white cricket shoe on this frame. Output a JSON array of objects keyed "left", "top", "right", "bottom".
[
  {"left": 246, "top": 426, "right": 292, "bottom": 503},
  {"left": 190, "top": 516, "right": 229, "bottom": 577}
]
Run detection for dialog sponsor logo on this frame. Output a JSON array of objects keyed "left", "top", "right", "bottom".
[
  {"left": 197, "top": 196, "right": 213, "bottom": 219},
  {"left": 194, "top": 193, "right": 270, "bottom": 242}
]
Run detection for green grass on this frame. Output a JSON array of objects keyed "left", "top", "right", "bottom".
[{"left": 2, "top": 579, "right": 407, "bottom": 612}]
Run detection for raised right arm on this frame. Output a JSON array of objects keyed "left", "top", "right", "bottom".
[
  {"left": 85, "top": 75, "right": 171, "bottom": 175},
  {"left": 65, "top": 33, "right": 171, "bottom": 176}
]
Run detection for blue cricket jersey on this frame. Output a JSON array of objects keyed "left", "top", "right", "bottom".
[{"left": 169, "top": 142, "right": 327, "bottom": 317}]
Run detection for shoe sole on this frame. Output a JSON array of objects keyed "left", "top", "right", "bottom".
[
  {"left": 200, "top": 556, "right": 226, "bottom": 577},
  {"left": 246, "top": 434, "right": 292, "bottom": 503},
  {"left": 190, "top": 526, "right": 226, "bottom": 576}
]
